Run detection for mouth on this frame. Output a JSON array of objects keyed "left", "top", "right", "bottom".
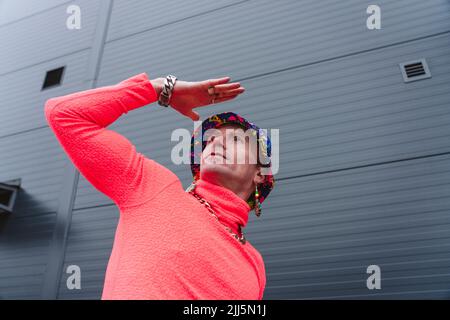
[{"left": 207, "top": 152, "right": 227, "bottom": 160}]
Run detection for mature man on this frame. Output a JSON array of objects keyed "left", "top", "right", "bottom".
[{"left": 44, "top": 73, "right": 275, "bottom": 300}]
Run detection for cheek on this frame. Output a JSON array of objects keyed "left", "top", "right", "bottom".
[
  {"left": 200, "top": 144, "right": 212, "bottom": 163},
  {"left": 233, "top": 164, "right": 257, "bottom": 183},
  {"left": 200, "top": 152, "right": 212, "bottom": 166},
  {"left": 231, "top": 144, "right": 249, "bottom": 164}
]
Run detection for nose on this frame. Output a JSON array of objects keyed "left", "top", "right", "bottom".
[
  {"left": 209, "top": 135, "right": 226, "bottom": 151},
  {"left": 207, "top": 136, "right": 229, "bottom": 162}
]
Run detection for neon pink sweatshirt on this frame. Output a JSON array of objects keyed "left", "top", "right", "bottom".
[{"left": 44, "top": 73, "right": 266, "bottom": 300}]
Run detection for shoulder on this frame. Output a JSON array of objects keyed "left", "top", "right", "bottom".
[{"left": 145, "top": 158, "right": 180, "bottom": 182}]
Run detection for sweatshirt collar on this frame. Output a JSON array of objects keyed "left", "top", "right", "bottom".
[{"left": 192, "top": 179, "right": 251, "bottom": 233}]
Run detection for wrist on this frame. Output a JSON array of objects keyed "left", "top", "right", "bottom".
[
  {"left": 150, "top": 78, "right": 164, "bottom": 98},
  {"left": 156, "top": 75, "right": 178, "bottom": 108}
]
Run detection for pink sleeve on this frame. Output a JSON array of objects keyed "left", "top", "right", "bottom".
[
  {"left": 258, "top": 254, "right": 267, "bottom": 300},
  {"left": 44, "top": 72, "right": 180, "bottom": 209},
  {"left": 259, "top": 271, "right": 266, "bottom": 300}
]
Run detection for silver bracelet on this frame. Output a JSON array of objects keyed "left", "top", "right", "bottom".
[{"left": 158, "top": 75, "right": 177, "bottom": 107}]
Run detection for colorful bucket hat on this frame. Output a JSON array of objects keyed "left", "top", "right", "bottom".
[{"left": 190, "top": 111, "right": 275, "bottom": 211}]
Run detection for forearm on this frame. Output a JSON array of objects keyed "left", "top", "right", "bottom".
[
  {"left": 45, "top": 73, "right": 159, "bottom": 128},
  {"left": 44, "top": 72, "right": 175, "bottom": 208},
  {"left": 150, "top": 77, "right": 164, "bottom": 98}
]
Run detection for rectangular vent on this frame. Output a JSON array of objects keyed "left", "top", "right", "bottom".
[
  {"left": 42, "top": 66, "right": 65, "bottom": 90},
  {"left": 399, "top": 59, "right": 431, "bottom": 83},
  {"left": 0, "top": 180, "right": 21, "bottom": 214}
]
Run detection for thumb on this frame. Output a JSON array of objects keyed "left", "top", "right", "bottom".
[{"left": 186, "top": 110, "right": 200, "bottom": 121}]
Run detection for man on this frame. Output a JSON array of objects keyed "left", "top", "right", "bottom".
[{"left": 44, "top": 73, "right": 275, "bottom": 300}]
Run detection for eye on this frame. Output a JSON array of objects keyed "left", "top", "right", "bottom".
[{"left": 206, "top": 136, "right": 215, "bottom": 144}]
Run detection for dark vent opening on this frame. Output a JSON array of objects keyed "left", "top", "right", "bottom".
[
  {"left": 404, "top": 62, "right": 426, "bottom": 78},
  {"left": 0, "top": 180, "right": 21, "bottom": 214},
  {"left": 0, "top": 188, "right": 12, "bottom": 207},
  {"left": 400, "top": 59, "right": 431, "bottom": 83},
  {"left": 42, "top": 66, "right": 65, "bottom": 90}
]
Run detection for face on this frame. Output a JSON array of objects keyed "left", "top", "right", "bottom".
[{"left": 199, "top": 123, "right": 264, "bottom": 201}]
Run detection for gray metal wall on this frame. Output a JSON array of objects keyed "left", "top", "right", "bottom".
[{"left": 0, "top": 0, "right": 449, "bottom": 299}]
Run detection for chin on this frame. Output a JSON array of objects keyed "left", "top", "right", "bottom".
[{"left": 200, "top": 164, "right": 235, "bottom": 181}]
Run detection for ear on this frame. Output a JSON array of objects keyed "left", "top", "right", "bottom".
[{"left": 253, "top": 166, "right": 265, "bottom": 185}]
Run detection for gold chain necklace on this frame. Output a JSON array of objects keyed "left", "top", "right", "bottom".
[{"left": 188, "top": 190, "right": 247, "bottom": 245}]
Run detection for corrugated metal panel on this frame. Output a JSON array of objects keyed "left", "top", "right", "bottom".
[
  {"left": 250, "top": 154, "right": 450, "bottom": 299},
  {"left": 57, "top": 206, "right": 119, "bottom": 299},
  {"left": 0, "top": 127, "right": 69, "bottom": 215},
  {"left": 244, "top": 34, "right": 450, "bottom": 179},
  {"left": 0, "top": 0, "right": 100, "bottom": 75},
  {"left": 107, "top": 0, "right": 244, "bottom": 42},
  {"left": 0, "top": 0, "right": 71, "bottom": 26},
  {"left": 0, "top": 123, "right": 70, "bottom": 299},
  {"left": 99, "top": 0, "right": 450, "bottom": 82},
  {"left": 0, "top": 50, "right": 92, "bottom": 137},
  {"left": 0, "top": 212, "right": 55, "bottom": 299}
]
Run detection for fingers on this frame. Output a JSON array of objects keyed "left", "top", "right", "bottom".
[
  {"left": 216, "top": 87, "right": 245, "bottom": 98},
  {"left": 213, "top": 82, "right": 242, "bottom": 92},
  {"left": 208, "top": 77, "right": 231, "bottom": 86},
  {"left": 201, "top": 76, "right": 245, "bottom": 107},
  {"left": 212, "top": 82, "right": 245, "bottom": 101}
]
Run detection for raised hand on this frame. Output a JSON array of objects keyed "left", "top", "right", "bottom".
[{"left": 168, "top": 77, "right": 245, "bottom": 121}]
